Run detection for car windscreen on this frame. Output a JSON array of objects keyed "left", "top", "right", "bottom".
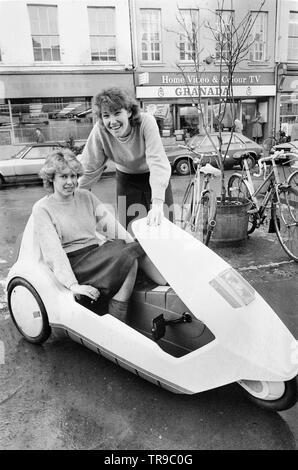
[{"left": 11, "top": 147, "right": 26, "bottom": 159}]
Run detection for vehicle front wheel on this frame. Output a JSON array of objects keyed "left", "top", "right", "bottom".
[
  {"left": 7, "top": 277, "right": 51, "bottom": 344},
  {"left": 175, "top": 158, "right": 192, "bottom": 176},
  {"left": 238, "top": 377, "right": 298, "bottom": 411}
]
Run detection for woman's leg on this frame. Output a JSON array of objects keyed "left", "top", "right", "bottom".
[
  {"left": 112, "top": 259, "right": 138, "bottom": 301},
  {"left": 139, "top": 255, "right": 167, "bottom": 286}
]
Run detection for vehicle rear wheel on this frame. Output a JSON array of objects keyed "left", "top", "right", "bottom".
[
  {"left": 238, "top": 377, "right": 298, "bottom": 411},
  {"left": 7, "top": 277, "right": 51, "bottom": 344},
  {"left": 175, "top": 158, "right": 192, "bottom": 176}
]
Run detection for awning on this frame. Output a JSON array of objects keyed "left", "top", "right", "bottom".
[{"left": 0, "top": 72, "right": 134, "bottom": 99}]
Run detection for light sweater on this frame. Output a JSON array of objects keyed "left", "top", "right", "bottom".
[
  {"left": 79, "top": 112, "right": 171, "bottom": 201},
  {"left": 32, "top": 189, "right": 130, "bottom": 289}
]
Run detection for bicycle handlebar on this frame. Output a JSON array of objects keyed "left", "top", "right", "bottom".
[{"left": 253, "top": 150, "right": 285, "bottom": 177}]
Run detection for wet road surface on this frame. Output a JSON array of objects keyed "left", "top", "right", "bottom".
[{"left": 0, "top": 175, "right": 298, "bottom": 450}]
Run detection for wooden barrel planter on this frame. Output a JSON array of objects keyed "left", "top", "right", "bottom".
[{"left": 210, "top": 197, "right": 250, "bottom": 245}]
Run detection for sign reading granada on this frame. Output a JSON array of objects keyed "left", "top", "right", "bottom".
[{"left": 136, "top": 85, "right": 276, "bottom": 99}]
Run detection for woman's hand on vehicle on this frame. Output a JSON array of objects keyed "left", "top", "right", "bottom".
[
  {"left": 69, "top": 283, "right": 100, "bottom": 301},
  {"left": 147, "top": 198, "right": 164, "bottom": 226}
]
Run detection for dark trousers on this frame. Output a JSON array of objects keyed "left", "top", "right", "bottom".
[{"left": 116, "top": 169, "right": 174, "bottom": 231}]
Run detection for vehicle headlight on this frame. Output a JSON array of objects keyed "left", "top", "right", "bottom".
[{"left": 209, "top": 268, "right": 255, "bottom": 308}]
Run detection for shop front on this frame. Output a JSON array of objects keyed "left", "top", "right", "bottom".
[
  {"left": 277, "top": 69, "right": 298, "bottom": 140},
  {"left": 0, "top": 71, "right": 134, "bottom": 144},
  {"left": 136, "top": 71, "right": 276, "bottom": 142}
]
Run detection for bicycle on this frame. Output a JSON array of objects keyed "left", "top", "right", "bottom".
[
  {"left": 179, "top": 145, "right": 221, "bottom": 246},
  {"left": 227, "top": 150, "right": 298, "bottom": 261},
  {"left": 262, "top": 131, "right": 291, "bottom": 153}
]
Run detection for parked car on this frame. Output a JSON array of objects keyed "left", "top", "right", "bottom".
[
  {"left": 273, "top": 140, "right": 298, "bottom": 154},
  {"left": 0, "top": 144, "right": 61, "bottom": 187},
  {"left": 165, "top": 132, "right": 263, "bottom": 176}
]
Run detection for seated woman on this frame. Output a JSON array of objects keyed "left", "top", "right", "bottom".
[{"left": 32, "top": 149, "right": 166, "bottom": 321}]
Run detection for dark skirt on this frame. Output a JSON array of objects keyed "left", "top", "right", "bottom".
[
  {"left": 116, "top": 169, "right": 174, "bottom": 231},
  {"left": 67, "top": 240, "right": 145, "bottom": 298}
]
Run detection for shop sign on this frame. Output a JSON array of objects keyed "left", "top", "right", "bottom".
[
  {"left": 136, "top": 85, "right": 276, "bottom": 99},
  {"left": 140, "top": 71, "right": 275, "bottom": 87}
]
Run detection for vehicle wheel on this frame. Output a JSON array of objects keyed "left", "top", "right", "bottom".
[
  {"left": 181, "top": 182, "right": 194, "bottom": 230},
  {"left": 227, "top": 174, "right": 257, "bottom": 234},
  {"left": 7, "top": 277, "right": 51, "bottom": 344},
  {"left": 272, "top": 171, "right": 298, "bottom": 262},
  {"left": 0, "top": 174, "right": 4, "bottom": 188},
  {"left": 195, "top": 190, "right": 217, "bottom": 246},
  {"left": 240, "top": 155, "right": 256, "bottom": 170},
  {"left": 238, "top": 377, "right": 298, "bottom": 411},
  {"left": 175, "top": 158, "right": 192, "bottom": 176}
]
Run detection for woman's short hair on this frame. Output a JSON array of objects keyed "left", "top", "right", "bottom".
[
  {"left": 39, "top": 148, "right": 84, "bottom": 192},
  {"left": 93, "top": 87, "right": 141, "bottom": 127}
]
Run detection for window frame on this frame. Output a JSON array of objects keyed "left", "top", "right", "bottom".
[
  {"left": 87, "top": 6, "right": 117, "bottom": 63},
  {"left": 288, "top": 11, "right": 298, "bottom": 62},
  {"left": 215, "top": 9, "right": 235, "bottom": 62},
  {"left": 140, "top": 8, "right": 162, "bottom": 63},
  {"left": 178, "top": 9, "right": 199, "bottom": 63},
  {"left": 249, "top": 11, "right": 268, "bottom": 63},
  {"left": 28, "top": 4, "right": 61, "bottom": 62}
]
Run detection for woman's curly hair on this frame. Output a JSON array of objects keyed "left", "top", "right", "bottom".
[
  {"left": 93, "top": 87, "right": 141, "bottom": 128},
  {"left": 39, "top": 148, "right": 84, "bottom": 192}
]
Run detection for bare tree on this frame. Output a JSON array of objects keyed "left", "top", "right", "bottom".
[{"left": 173, "top": 0, "right": 266, "bottom": 203}]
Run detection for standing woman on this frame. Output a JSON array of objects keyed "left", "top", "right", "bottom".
[{"left": 79, "top": 87, "right": 173, "bottom": 231}]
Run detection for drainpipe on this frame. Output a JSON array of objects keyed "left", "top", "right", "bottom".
[
  {"left": 8, "top": 99, "right": 15, "bottom": 144},
  {"left": 128, "top": 0, "right": 136, "bottom": 93},
  {"left": 273, "top": 0, "right": 281, "bottom": 135}
]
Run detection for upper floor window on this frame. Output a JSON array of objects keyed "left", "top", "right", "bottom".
[
  {"left": 178, "top": 9, "right": 199, "bottom": 62},
  {"left": 28, "top": 5, "right": 60, "bottom": 61},
  {"left": 288, "top": 11, "right": 298, "bottom": 61},
  {"left": 140, "top": 9, "right": 162, "bottom": 62},
  {"left": 88, "top": 7, "right": 116, "bottom": 62},
  {"left": 249, "top": 11, "right": 268, "bottom": 62},
  {"left": 215, "top": 10, "right": 235, "bottom": 61}
]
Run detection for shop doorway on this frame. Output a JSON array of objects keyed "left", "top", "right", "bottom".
[{"left": 241, "top": 100, "right": 257, "bottom": 139}]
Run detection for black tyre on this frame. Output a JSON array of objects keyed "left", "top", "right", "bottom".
[
  {"left": 0, "top": 174, "right": 5, "bottom": 188},
  {"left": 272, "top": 171, "right": 298, "bottom": 262},
  {"left": 240, "top": 155, "right": 256, "bottom": 170},
  {"left": 175, "top": 158, "right": 192, "bottom": 176},
  {"left": 181, "top": 182, "right": 194, "bottom": 229},
  {"left": 7, "top": 277, "right": 51, "bottom": 344},
  {"left": 227, "top": 174, "right": 257, "bottom": 234},
  {"left": 195, "top": 190, "right": 217, "bottom": 246},
  {"left": 238, "top": 377, "right": 298, "bottom": 411}
]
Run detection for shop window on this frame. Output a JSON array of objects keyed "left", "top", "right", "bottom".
[
  {"left": 215, "top": 10, "right": 235, "bottom": 61},
  {"left": 288, "top": 11, "right": 298, "bottom": 61},
  {"left": 178, "top": 9, "right": 199, "bottom": 62},
  {"left": 249, "top": 12, "right": 268, "bottom": 62},
  {"left": 28, "top": 5, "right": 60, "bottom": 62},
  {"left": 140, "top": 9, "right": 162, "bottom": 62},
  {"left": 88, "top": 7, "right": 116, "bottom": 62}
]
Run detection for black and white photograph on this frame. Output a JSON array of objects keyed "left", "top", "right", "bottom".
[{"left": 0, "top": 0, "right": 298, "bottom": 453}]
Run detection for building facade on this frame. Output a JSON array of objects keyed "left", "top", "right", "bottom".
[
  {"left": 1, "top": 0, "right": 298, "bottom": 145},
  {"left": 131, "top": 0, "right": 277, "bottom": 140},
  {"left": 0, "top": 0, "right": 134, "bottom": 143},
  {"left": 275, "top": 0, "right": 298, "bottom": 139}
]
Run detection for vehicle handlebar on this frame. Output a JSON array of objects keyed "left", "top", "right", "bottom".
[{"left": 253, "top": 150, "right": 284, "bottom": 177}]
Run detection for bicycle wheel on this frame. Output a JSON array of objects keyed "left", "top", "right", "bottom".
[
  {"left": 181, "top": 181, "right": 195, "bottom": 230},
  {"left": 194, "top": 190, "right": 217, "bottom": 246},
  {"left": 272, "top": 170, "right": 298, "bottom": 262},
  {"left": 227, "top": 174, "right": 257, "bottom": 234}
]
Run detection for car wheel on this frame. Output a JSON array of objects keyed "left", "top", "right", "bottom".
[
  {"left": 7, "top": 277, "right": 51, "bottom": 344},
  {"left": 240, "top": 155, "right": 256, "bottom": 170},
  {"left": 175, "top": 158, "right": 192, "bottom": 176},
  {"left": 0, "top": 174, "right": 4, "bottom": 188}
]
